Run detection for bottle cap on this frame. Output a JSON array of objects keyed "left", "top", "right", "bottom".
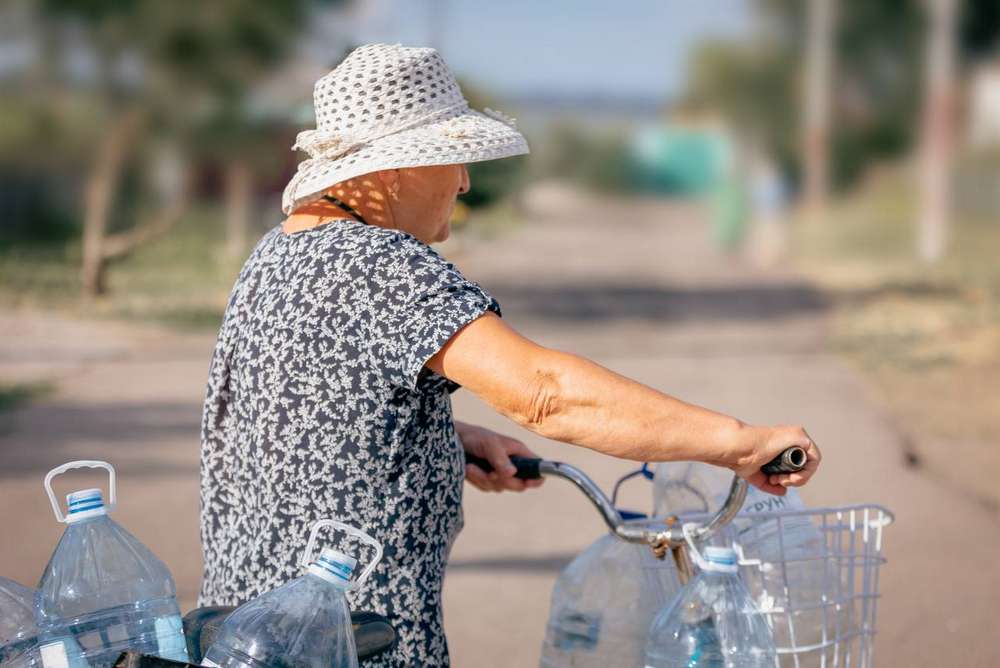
[
  {"left": 65, "top": 488, "right": 107, "bottom": 522},
  {"left": 702, "top": 546, "right": 739, "bottom": 573},
  {"left": 308, "top": 547, "right": 358, "bottom": 584}
]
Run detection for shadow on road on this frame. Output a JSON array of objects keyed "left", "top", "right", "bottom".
[
  {"left": 485, "top": 281, "right": 829, "bottom": 323},
  {"left": 447, "top": 553, "right": 575, "bottom": 574},
  {"left": 0, "top": 400, "right": 200, "bottom": 478}
]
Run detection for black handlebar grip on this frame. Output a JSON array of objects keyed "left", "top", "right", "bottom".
[
  {"left": 464, "top": 454, "right": 543, "bottom": 480},
  {"left": 761, "top": 446, "right": 808, "bottom": 475}
]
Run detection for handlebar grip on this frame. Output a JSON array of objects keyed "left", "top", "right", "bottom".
[
  {"left": 761, "top": 446, "right": 808, "bottom": 475},
  {"left": 464, "top": 454, "right": 543, "bottom": 480}
]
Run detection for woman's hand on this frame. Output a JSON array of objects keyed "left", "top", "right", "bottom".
[
  {"left": 731, "top": 424, "right": 822, "bottom": 496},
  {"left": 456, "top": 421, "right": 545, "bottom": 493}
]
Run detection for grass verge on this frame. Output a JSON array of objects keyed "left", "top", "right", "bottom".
[{"left": 793, "top": 168, "right": 1000, "bottom": 509}]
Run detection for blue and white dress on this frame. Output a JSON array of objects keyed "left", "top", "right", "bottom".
[{"left": 198, "top": 220, "right": 500, "bottom": 666}]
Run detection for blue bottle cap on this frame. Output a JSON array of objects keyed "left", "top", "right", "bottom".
[
  {"left": 66, "top": 488, "right": 107, "bottom": 522},
  {"left": 703, "top": 546, "right": 739, "bottom": 573},
  {"left": 308, "top": 547, "right": 358, "bottom": 584}
]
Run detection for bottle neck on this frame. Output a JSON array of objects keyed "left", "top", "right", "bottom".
[{"left": 65, "top": 509, "right": 110, "bottom": 525}]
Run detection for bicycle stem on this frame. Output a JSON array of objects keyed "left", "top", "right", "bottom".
[{"left": 535, "top": 460, "right": 747, "bottom": 550}]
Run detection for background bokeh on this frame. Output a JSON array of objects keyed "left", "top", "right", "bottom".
[{"left": 2, "top": 1, "right": 998, "bottom": 666}]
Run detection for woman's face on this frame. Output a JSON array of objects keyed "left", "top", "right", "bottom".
[
  {"left": 390, "top": 164, "right": 470, "bottom": 244},
  {"left": 309, "top": 164, "right": 470, "bottom": 244}
]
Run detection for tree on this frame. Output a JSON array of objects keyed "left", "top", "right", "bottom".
[
  {"left": 802, "top": 0, "right": 834, "bottom": 219},
  {"left": 34, "top": 0, "right": 338, "bottom": 295},
  {"left": 917, "top": 0, "right": 959, "bottom": 263}
]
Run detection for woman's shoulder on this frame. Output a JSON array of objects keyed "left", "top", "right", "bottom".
[{"left": 343, "top": 223, "right": 454, "bottom": 272}]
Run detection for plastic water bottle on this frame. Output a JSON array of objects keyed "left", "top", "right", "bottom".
[
  {"left": 654, "top": 462, "right": 834, "bottom": 663},
  {"left": 1, "top": 576, "right": 40, "bottom": 668},
  {"left": 35, "top": 461, "right": 189, "bottom": 668},
  {"left": 202, "top": 519, "right": 383, "bottom": 668},
  {"left": 645, "top": 546, "right": 777, "bottom": 668},
  {"left": 540, "top": 533, "right": 681, "bottom": 668}
]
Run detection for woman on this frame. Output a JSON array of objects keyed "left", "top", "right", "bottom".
[{"left": 199, "top": 44, "right": 820, "bottom": 666}]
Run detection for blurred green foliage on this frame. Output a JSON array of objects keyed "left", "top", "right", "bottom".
[
  {"left": 0, "top": 204, "right": 235, "bottom": 326},
  {"left": 684, "top": 0, "right": 1000, "bottom": 190},
  {"left": 458, "top": 80, "right": 529, "bottom": 208},
  {"left": 0, "top": 381, "right": 54, "bottom": 414},
  {"left": 0, "top": 0, "right": 342, "bottom": 251},
  {"left": 534, "top": 121, "right": 636, "bottom": 193}
]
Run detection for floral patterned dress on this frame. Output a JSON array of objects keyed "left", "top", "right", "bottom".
[{"left": 198, "top": 220, "right": 500, "bottom": 666}]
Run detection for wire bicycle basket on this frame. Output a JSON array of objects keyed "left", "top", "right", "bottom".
[
  {"left": 730, "top": 504, "right": 892, "bottom": 667},
  {"left": 467, "top": 451, "right": 894, "bottom": 668}
]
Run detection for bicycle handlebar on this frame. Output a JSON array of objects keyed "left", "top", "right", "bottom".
[
  {"left": 465, "top": 446, "right": 806, "bottom": 481},
  {"left": 464, "top": 446, "right": 807, "bottom": 551}
]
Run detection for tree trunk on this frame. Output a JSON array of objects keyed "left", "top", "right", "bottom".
[
  {"left": 918, "top": 0, "right": 958, "bottom": 263},
  {"left": 102, "top": 145, "right": 191, "bottom": 261},
  {"left": 802, "top": 0, "right": 835, "bottom": 220},
  {"left": 80, "top": 107, "right": 142, "bottom": 297},
  {"left": 224, "top": 161, "right": 253, "bottom": 260}
]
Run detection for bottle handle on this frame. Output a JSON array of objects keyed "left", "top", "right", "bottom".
[
  {"left": 302, "top": 519, "right": 384, "bottom": 591},
  {"left": 43, "top": 460, "right": 117, "bottom": 523}
]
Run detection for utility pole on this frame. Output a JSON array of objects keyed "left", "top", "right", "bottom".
[
  {"left": 918, "top": 0, "right": 958, "bottom": 263},
  {"left": 802, "top": 0, "right": 835, "bottom": 221}
]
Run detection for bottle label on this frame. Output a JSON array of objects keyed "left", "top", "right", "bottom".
[
  {"left": 739, "top": 487, "right": 806, "bottom": 514},
  {"left": 39, "top": 641, "right": 70, "bottom": 668},
  {"left": 155, "top": 615, "right": 189, "bottom": 662}
]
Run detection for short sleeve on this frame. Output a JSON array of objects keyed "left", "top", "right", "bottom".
[{"left": 369, "top": 234, "right": 501, "bottom": 392}]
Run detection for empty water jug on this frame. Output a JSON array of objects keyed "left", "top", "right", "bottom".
[
  {"left": 654, "top": 461, "right": 835, "bottom": 661},
  {"left": 202, "top": 519, "right": 384, "bottom": 668},
  {"left": 1, "top": 576, "right": 40, "bottom": 668},
  {"left": 540, "top": 533, "right": 682, "bottom": 668},
  {"left": 645, "top": 545, "right": 777, "bottom": 668},
  {"left": 35, "top": 460, "right": 189, "bottom": 668}
]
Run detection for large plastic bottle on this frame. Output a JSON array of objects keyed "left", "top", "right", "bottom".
[
  {"left": 645, "top": 545, "right": 777, "bottom": 668},
  {"left": 1, "top": 576, "right": 40, "bottom": 668},
  {"left": 654, "top": 462, "right": 834, "bottom": 663},
  {"left": 540, "top": 533, "right": 681, "bottom": 668},
  {"left": 35, "top": 461, "right": 189, "bottom": 668},
  {"left": 202, "top": 519, "right": 383, "bottom": 668}
]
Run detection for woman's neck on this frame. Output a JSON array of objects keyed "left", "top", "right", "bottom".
[{"left": 281, "top": 213, "right": 355, "bottom": 235}]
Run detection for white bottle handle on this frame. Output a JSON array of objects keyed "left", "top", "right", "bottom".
[
  {"left": 43, "top": 460, "right": 117, "bottom": 523},
  {"left": 302, "top": 519, "right": 384, "bottom": 591}
]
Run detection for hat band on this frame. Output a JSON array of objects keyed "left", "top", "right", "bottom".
[{"left": 293, "top": 100, "right": 469, "bottom": 160}]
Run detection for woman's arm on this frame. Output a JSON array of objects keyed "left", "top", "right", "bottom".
[{"left": 428, "top": 313, "right": 820, "bottom": 495}]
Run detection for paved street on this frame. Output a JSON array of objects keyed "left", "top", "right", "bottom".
[{"left": 1, "top": 186, "right": 996, "bottom": 665}]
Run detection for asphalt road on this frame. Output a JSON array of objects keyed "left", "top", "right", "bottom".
[{"left": 1, "top": 185, "right": 996, "bottom": 666}]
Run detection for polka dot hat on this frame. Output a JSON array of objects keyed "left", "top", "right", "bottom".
[{"left": 281, "top": 43, "right": 530, "bottom": 215}]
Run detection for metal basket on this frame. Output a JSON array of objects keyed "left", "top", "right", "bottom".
[
  {"left": 727, "top": 504, "right": 893, "bottom": 668},
  {"left": 468, "top": 454, "right": 894, "bottom": 668}
]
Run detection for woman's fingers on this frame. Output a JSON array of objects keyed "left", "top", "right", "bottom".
[
  {"left": 484, "top": 437, "right": 518, "bottom": 477},
  {"left": 748, "top": 471, "right": 787, "bottom": 496},
  {"left": 460, "top": 424, "right": 544, "bottom": 493},
  {"left": 465, "top": 464, "right": 499, "bottom": 492},
  {"left": 502, "top": 436, "right": 538, "bottom": 458}
]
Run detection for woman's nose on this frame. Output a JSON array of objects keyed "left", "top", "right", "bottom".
[{"left": 458, "top": 165, "right": 470, "bottom": 195}]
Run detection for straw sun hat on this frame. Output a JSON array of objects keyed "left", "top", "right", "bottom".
[{"left": 281, "top": 43, "right": 530, "bottom": 215}]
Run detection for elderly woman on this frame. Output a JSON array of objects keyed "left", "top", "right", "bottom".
[{"left": 199, "top": 44, "right": 820, "bottom": 666}]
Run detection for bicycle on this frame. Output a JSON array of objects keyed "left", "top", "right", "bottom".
[{"left": 177, "top": 446, "right": 892, "bottom": 667}]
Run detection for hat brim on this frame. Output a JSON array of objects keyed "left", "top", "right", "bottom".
[{"left": 282, "top": 108, "right": 529, "bottom": 215}]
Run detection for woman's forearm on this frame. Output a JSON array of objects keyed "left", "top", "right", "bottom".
[
  {"left": 432, "top": 314, "right": 748, "bottom": 466},
  {"left": 430, "top": 313, "right": 818, "bottom": 490},
  {"left": 505, "top": 347, "right": 746, "bottom": 465}
]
